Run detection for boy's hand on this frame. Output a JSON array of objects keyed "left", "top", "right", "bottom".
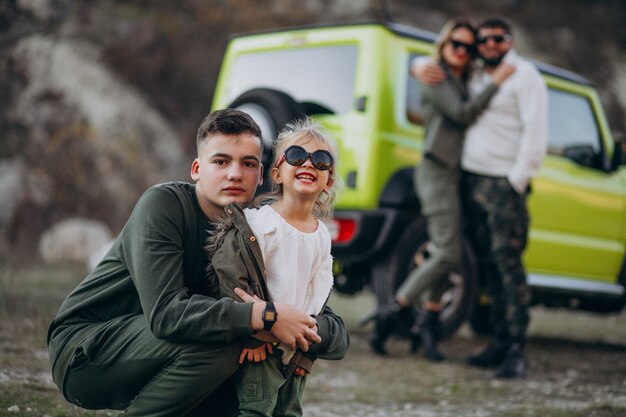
[
  {"left": 239, "top": 342, "right": 274, "bottom": 364},
  {"left": 235, "top": 288, "right": 321, "bottom": 351},
  {"left": 271, "top": 302, "right": 320, "bottom": 351}
]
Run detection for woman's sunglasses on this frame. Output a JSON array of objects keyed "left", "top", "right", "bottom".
[
  {"left": 276, "top": 145, "right": 334, "bottom": 171},
  {"left": 448, "top": 39, "right": 476, "bottom": 55}
]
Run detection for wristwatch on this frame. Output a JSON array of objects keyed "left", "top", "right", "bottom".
[{"left": 262, "top": 302, "right": 278, "bottom": 331}]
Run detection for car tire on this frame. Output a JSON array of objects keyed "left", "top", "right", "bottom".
[
  {"left": 372, "top": 217, "right": 477, "bottom": 340},
  {"left": 230, "top": 88, "right": 304, "bottom": 193}
]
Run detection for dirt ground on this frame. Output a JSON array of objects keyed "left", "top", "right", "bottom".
[
  {"left": 1, "top": 267, "right": 625, "bottom": 417},
  {"left": 301, "top": 293, "right": 626, "bottom": 417}
]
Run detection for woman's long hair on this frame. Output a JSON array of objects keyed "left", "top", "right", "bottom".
[{"left": 433, "top": 17, "right": 477, "bottom": 82}]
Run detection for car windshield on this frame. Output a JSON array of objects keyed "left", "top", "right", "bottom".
[{"left": 225, "top": 44, "right": 358, "bottom": 114}]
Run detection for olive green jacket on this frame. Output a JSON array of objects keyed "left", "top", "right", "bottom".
[{"left": 420, "top": 63, "right": 499, "bottom": 168}]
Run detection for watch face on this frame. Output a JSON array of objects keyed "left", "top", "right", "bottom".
[{"left": 264, "top": 311, "right": 277, "bottom": 322}]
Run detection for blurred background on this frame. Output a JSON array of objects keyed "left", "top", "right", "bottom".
[{"left": 1, "top": 0, "right": 625, "bottom": 266}]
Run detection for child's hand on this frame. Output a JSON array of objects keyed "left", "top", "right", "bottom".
[
  {"left": 293, "top": 366, "right": 309, "bottom": 377},
  {"left": 239, "top": 342, "right": 274, "bottom": 364}
]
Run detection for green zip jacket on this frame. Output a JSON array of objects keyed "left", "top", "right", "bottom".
[
  {"left": 205, "top": 202, "right": 271, "bottom": 304},
  {"left": 48, "top": 182, "right": 348, "bottom": 367}
]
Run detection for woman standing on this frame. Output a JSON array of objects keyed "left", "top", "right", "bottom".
[{"left": 370, "top": 18, "right": 515, "bottom": 360}]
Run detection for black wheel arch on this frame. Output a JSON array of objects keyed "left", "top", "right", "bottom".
[
  {"left": 229, "top": 88, "right": 304, "bottom": 125},
  {"left": 378, "top": 167, "right": 420, "bottom": 213},
  {"left": 229, "top": 88, "right": 305, "bottom": 193}
]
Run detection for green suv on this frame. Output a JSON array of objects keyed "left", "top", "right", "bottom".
[{"left": 212, "top": 21, "right": 626, "bottom": 338}]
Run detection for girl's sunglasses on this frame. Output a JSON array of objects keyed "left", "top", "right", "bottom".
[{"left": 276, "top": 145, "right": 334, "bottom": 171}]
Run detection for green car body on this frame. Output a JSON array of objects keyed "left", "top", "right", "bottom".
[{"left": 212, "top": 22, "right": 626, "bottom": 337}]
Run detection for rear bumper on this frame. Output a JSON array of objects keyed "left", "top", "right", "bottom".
[{"left": 330, "top": 208, "right": 403, "bottom": 265}]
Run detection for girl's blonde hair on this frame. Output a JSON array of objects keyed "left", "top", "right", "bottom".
[{"left": 255, "top": 117, "right": 343, "bottom": 219}]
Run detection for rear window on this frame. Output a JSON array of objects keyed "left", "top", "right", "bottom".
[{"left": 225, "top": 45, "right": 358, "bottom": 114}]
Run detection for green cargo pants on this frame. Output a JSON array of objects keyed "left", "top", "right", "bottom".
[
  {"left": 461, "top": 172, "right": 531, "bottom": 340},
  {"left": 235, "top": 349, "right": 306, "bottom": 417},
  {"left": 49, "top": 314, "right": 241, "bottom": 417}
]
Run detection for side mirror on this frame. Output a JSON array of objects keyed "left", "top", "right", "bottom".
[
  {"left": 562, "top": 144, "right": 597, "bottom": 168},
  {"left": 610, "top": 131, "right": 625, "bottom": 171}
]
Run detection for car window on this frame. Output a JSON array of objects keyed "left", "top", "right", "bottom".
[
  {"left": 547, "top": 88, "right": 601, "bottom": 154},
  {"left": 406, "top": 53, "right": 425, "bottom": 125},
  {"left": 226, "top": 45, "right": 358, "bottom": 114}
]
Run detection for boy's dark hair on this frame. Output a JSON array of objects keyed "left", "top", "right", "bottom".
[
  {"left": 196, "top": 108, "right": 263, "bottom": 151},
  {"left": 478, "top": 17, "right": 512, "bottom": 36}
]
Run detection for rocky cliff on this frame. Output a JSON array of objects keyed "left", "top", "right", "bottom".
[{"left": 0, "top": 0, "right": 624, "bottom": 262}]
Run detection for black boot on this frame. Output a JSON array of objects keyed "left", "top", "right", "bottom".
[
  {"left": 369, "top": 303, "right": 402, "bottom": 356},
  {"left": 412, "top": 310, "right": 446, "bottom": 362},
  {"left": 465, "top": 333, "right": 511, "bottom": 369},
  {"left": 495, "top": 339, "right": 528, "bottom": 379}
]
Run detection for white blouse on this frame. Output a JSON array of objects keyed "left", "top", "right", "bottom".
[{"left": 244, "top": 205, "right": 333, "bottom": 318}]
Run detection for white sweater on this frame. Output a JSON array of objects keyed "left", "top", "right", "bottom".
[{"left": 462, "top": 50, "right": 548, "bottom": 193}]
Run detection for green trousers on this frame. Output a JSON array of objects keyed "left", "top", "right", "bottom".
[
  {"left": 235, "top": 350, "right": 306, "bottom": 417},
  {"left": 49, "top": 314, "right": 241, "bottom": 417},
  {"left": 397, "top": 157, "right": 462, "bottom": 303}
]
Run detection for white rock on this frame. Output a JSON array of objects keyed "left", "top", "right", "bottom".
[
  {"left": 0, "top": 159, "right": 25, "bottom": 226},
  {"left": 12, "top": 35, "right": 184, "bottom": 175},
  {"left": 88, "top": 239, "right": 115, "bottom": 270},
  {"left": 38, "top": 217, "right": 112, "bottom": 264}
]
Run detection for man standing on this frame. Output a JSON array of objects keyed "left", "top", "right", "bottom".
[
  {"left": 414, "top": 17, "right": 548, "bottom": 378},
  {"left": 47, "top": 109, "right": 349, "bottom": 416}
]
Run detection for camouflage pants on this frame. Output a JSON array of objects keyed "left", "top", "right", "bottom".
[{"left": 462, "top": 172, "right": 531, "bottom": 340}]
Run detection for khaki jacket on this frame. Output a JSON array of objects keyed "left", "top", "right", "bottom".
[{"left": 421, "top": 63, "right": 499, "bottom": 168}]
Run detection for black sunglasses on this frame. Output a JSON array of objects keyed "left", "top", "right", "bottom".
[
  {"left": 477, "top": 34, "right": 512, "bottom": 44},
  {"left": 276, "top": 145, "right": 334, "bottom": 171},
  {"left": 449, "top": 39, "right": 476, "bottom": 54}
]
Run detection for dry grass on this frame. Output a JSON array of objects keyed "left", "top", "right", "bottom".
[
  {"left": 0, "top": 264, "right": 111, "bottom": 416},
  {"left": 1, "top": 266, "right": 626, "bottom": 417}
]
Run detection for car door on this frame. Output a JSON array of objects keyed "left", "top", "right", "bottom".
[{"left": 525, "top": 82, "right": 626, "bottom": 289}]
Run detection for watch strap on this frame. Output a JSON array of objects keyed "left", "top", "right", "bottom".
[{"left": 262, "top": 301, "right": 277, "bottom": 331}]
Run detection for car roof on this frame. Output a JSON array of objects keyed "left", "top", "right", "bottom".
[{"left": 230, "top": 21, "right": 591, "bottom": 86}]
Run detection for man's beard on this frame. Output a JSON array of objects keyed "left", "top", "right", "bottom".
[{"left": 481, "top": 52, "right": 506, "bottom": 67}]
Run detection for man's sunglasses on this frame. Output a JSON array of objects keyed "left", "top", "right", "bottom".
[
  {"left": 449, "top": 39, "right": 476, "bottom": 54},
  {"left": 477, "top": 34, "right": 512, "bottom": 44},
  {"left": 276, "top": 145, "right": 334, "bottom": 171}
]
